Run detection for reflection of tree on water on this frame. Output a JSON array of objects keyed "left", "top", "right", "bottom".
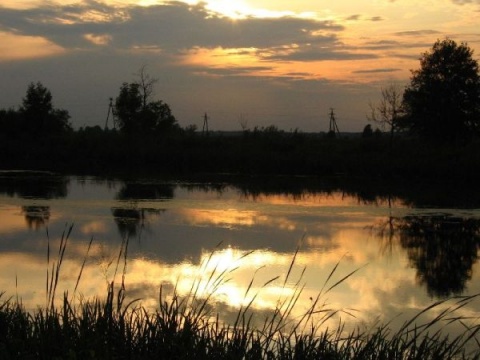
[
  {"left": 116, "top": 181, "right": 174, "bottom": 200},
  {"left": 112, "top": 181, "right": 173, "bottom": 239},
  {"left": 112, "top": 207, "right": 164, "bottom": 239},
  {"left": 0, "top": 172, "right": 69, "bottom": 231},
  {"left": 399, "top": 215, "right": 480, "bottom": 298},
  {"left": 373, "top": 214, "right": 480, "bottom": 298},
  {"left": 0, "top": 172, "right": 69, "bottom": 199},
  {"left": 21, "top": 205, "right": 50, "bottom": 230}
]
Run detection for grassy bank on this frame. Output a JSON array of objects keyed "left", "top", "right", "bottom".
[
  {"left": 1, "top": 229, "right": 480, "bottom": 359},
  {"left": 2, "top": 290, "right": 479, "bottom": 359}
]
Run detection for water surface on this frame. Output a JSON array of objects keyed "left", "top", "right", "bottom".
[{"left": 1, "top": 171, "right": 479, "bottom": 339}]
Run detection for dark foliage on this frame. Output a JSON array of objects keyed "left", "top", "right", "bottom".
[
  {"left": 402, "top": 39, "right": 480, "bottom": 142},
  {"left": 114, "top": 80, "right": 180, "bottom": 137},
  {"left": 21, "top": 82, "right": 72, "bottom": 136}
]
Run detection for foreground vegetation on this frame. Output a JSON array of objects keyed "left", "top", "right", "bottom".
[
  {"left": 1, "top": 229, "right": 480, "bottom": 359},
  {"left": 3, "top": 290, "right": 480, "bottom": 359}
]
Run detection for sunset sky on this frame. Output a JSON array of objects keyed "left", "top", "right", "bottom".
[{"left": 1, "top": 0, "right": 479, "bottom": 132}]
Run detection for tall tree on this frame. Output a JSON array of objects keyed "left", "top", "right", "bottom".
[
  {"left": 136, "top": 65, "right": 158, "bottom": 110},
  {"left": 114, "top": 82, "right": 143, "bottom": 133},
  {"left": 20, "top": 82, "right": 71, "bottom": 135},
  {"left": 114, "top": 67, "right": 179, "bottom": 136},
  {"left": 402, "top": 39, "right": 480, "bottom": 142},
  {"left": 368, "top": 83, "right": 404, "bottom": 145}
]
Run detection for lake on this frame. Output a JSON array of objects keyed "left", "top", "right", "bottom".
[{"left": 1, "top": 170, "right": 479, "bottom": 342}]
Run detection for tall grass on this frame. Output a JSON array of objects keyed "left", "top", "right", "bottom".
[{"left": 1, "top": 228, "right": 480, "bottom": 359}]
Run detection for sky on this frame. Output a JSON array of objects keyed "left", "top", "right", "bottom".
[{"left": 0, "top": 0, "right": 479, "bottom": 132}]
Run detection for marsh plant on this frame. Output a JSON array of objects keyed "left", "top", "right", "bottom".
[{"left": 1, "top": 226, "right": 480, "bottom": 359}]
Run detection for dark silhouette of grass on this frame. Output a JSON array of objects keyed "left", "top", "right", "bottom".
[{"left": 1, "top": 228, "right": 480, "bottom": 359}]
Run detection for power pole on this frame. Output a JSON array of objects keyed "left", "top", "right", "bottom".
[
  {"left": 202, "top": 112, "right": 209, "bottom": 135},
  {"left": 328, "top": 108, "right": 340, "bottom": 136},
  {"left": 104, "top": 98, "right": 115, "bottom": 130}
]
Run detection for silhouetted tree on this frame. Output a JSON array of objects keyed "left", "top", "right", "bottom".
[
  {"left": 114, "top": 82, "right": 143, "bottom": 133},
  {"left": 368, "top": 83, "right": 404, "bottom": 145},
  {"left": 362, "top": 124, "right": 374, "bottom": 138},
  {"left": 402, "top": 39, "right": 480, "bottom": 142},
  {"left": 20, "top": 82, "right": 71, "bottom": 135},
  {"left": 0, "top": 108, "right": 23, "bottom": 137},
  {"left": 136, "top": 65, "right": 158, "bottom": 109},
  {"left": 114, "top": 67, "right": 179, "bottom": 136}
]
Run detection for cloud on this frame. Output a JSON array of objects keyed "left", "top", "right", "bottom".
[
  {"left": 393, "top": 30, "right": 441, "bottom": 37},
  {"left": 191, "top": 65, "right": 273, "bottom": 77},
  {"left": 262, "top": 45, "right": 378, "bottom": 62},
  {"left": 450, "top": 0, "right": 480, "bottom": 3},
  {"left": 346, "top": 14, "right": 361, "bottom": 21},
  {"left": 0, "top": 1, "right": 345, "bottom": 52},
  {"left": 352, "top": 68, "right": 401, "bottom": 74},
  {"left": 345, "top": 14, "right": 383, "bottom": 22},
  {"left": 84, "top": 33, "right": 112, "bottom": 45},
  {"left": 0, "top": 31, "right": 65, "bottom": 61}
]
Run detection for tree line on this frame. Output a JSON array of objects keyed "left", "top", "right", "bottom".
[{"left": 1, "top": 39, "right": 480, "bottom": 178}]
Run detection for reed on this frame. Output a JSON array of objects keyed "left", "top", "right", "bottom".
[{"left": 1, "top": 228, "right": 479, "bottom": 359}]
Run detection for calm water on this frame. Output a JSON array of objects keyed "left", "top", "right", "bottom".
[{"left": 1, "top": 171, "right": 480, "bottom": 339}]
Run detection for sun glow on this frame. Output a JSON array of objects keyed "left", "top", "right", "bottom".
[{"left": 205, "top": 0, "right": 251, "bottom": 19}]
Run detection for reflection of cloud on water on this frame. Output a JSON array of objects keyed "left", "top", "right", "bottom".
[
  {"left": 0, "top": 203, "right": 63, "bottom": 234},
  {"left": 0, "top": 207, "right": 25, "bottom": 234},
  {"left": 80, "top": 220, "right": 108, "bottom": 235},
  {"left": 180, "top": 208, "right": 299, "bottom": 231},
  {"left": 182, "top": 209, "right": 258, "bottom": 227},
  {"left": 2, "top": 241, "right": 480, "bottom": 344}
]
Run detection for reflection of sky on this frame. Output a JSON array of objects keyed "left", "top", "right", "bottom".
[{"left": 1, "top": 176, "right": 480, "bottom": 344}]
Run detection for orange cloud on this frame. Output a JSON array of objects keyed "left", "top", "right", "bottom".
[{"left": 0, "top": 32, "right": 65, "bottom": 62}]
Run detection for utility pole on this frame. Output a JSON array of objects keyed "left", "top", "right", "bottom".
[
  {"left": 104, "top": 98, "right": 115, "bottom": 130},
  {"left": 202, "top": 112, "right": 209, "bottom": 135},
  {"left": 328, "top": 108, "right": 340, "bottom": 137}
]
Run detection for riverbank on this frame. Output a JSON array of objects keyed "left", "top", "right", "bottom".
[{"left": 2, "top": 130, "right": 480, "bottom": 183}]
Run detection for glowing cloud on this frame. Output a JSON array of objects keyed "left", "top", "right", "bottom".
[
  {"left": 0, "top": 32, "right": 65, "bottom": 61},
  {"left": 84, "top": 33, "right": 112, "bottom": 46}
]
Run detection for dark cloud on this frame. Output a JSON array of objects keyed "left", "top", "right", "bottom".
[
  {"left": 394, "top": 30, "right": 441, "bottom": 37},
  {"left": 345, "top": 14, "right": 383, "bottom": 22},
  {"left": 263, "top": 45, "right": 378, "bottom": 62},
  {"left": 450, "top": 0, "right": 480, "bottom": 3},
  {"left": 284, "top": 72, "right": 315, "bottom": 77},
  {"left": 0, "top": 1, "right": 344, "bottom": 51},
  {"left": 362, "top": 40, "right": 401, "bottom": 50},
  {"left": 352, "top": 68, "right": 401, "bottom": 74},
  {"left": 191, "top": 66, "right": 273, "bottom": 76},
  {"left": 346, "top": 14, "right": 361, "bottom": 21},
  {"left": 361, "top": 39, "right": 433, "bottom": 51}
]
